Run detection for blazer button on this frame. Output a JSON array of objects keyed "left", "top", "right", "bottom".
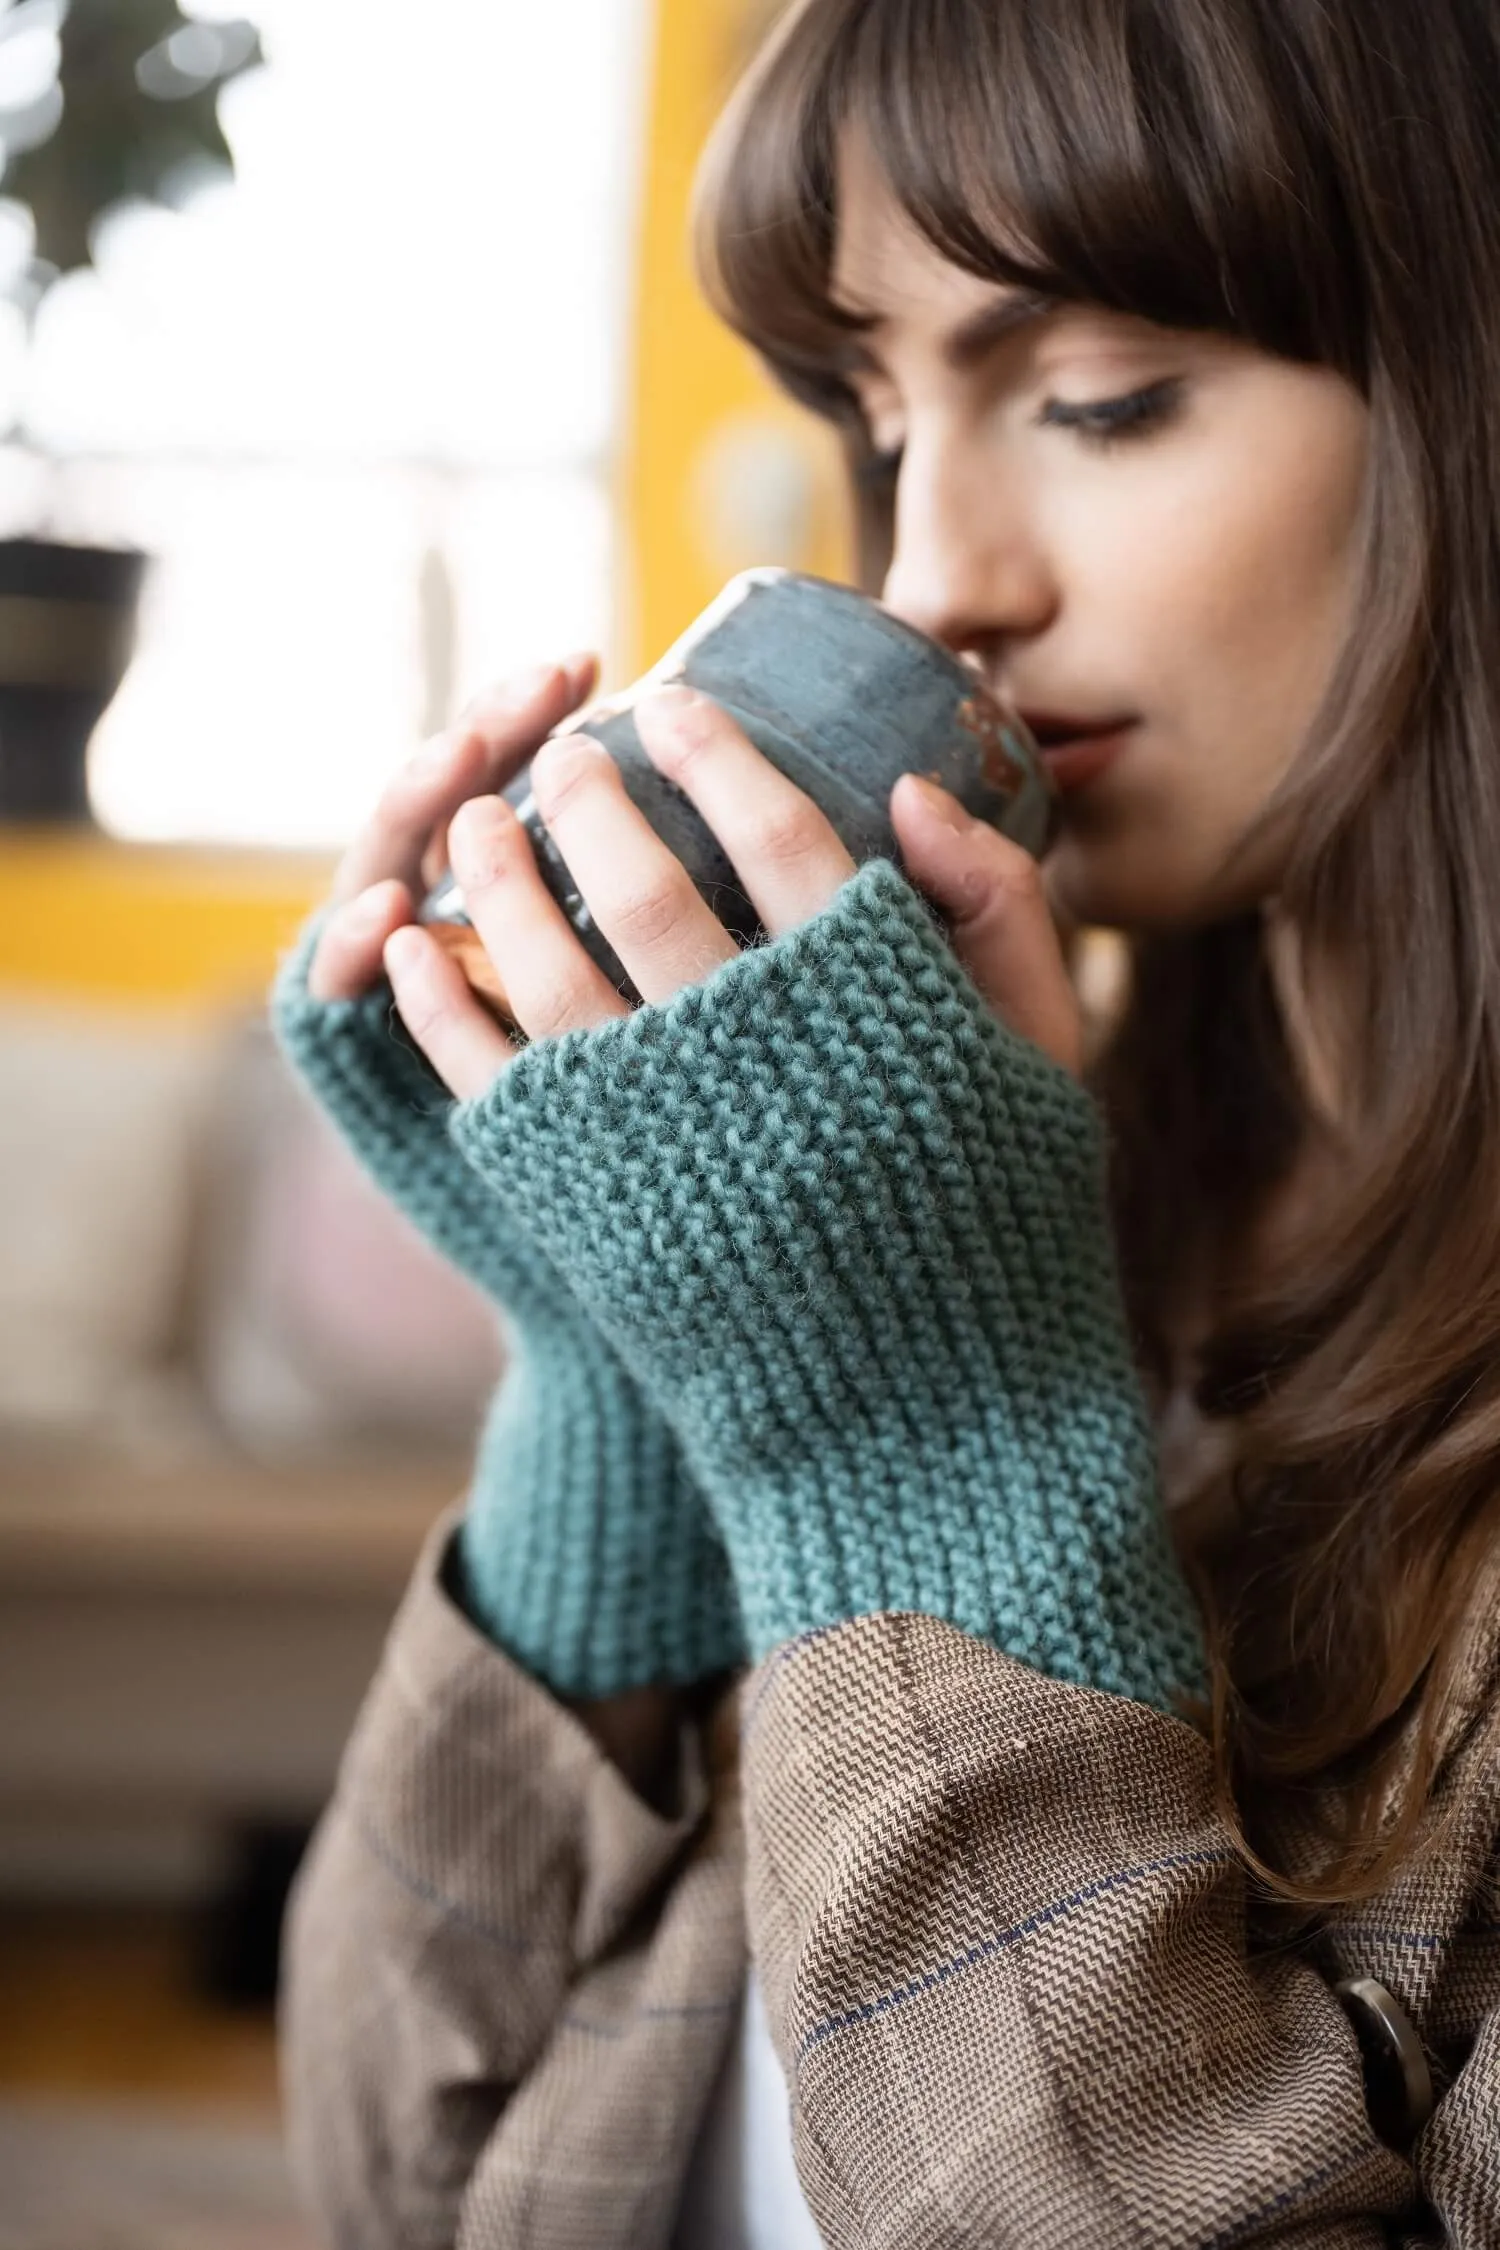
[{"left": 1333, "top": 1977, "right": 1435, "bottom": 2147}]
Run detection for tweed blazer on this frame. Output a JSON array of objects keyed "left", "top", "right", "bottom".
[{"left": 281, "top": 1512, "right": 1500, "bottom": 2249}]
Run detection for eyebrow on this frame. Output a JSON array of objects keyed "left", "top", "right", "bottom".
[{"left": 833, "top": 288, "right": 1057, "bottom": 376}]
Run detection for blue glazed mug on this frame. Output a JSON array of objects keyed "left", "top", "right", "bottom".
[{"left": 422, "top": 567, "right": 1056, "bottom": 1023}]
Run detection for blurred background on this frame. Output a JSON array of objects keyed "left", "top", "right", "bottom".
[{"left": 0, "top": 0, "right": 847, "bottom": 2240}]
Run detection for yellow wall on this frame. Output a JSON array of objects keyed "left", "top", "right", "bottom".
[
  {"left": 621, "top": 0, "right": 848, "bottom": 672},
  {"left": 2, "top": 0, "right": 840, "bottom": 1009},
  {"left": 0, "top": 830, "right": 330, "bottom": 1009}
]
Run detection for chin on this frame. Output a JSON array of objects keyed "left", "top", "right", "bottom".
[{"left": 1042, "top": 829, "right": 1265, "bottom": 934}]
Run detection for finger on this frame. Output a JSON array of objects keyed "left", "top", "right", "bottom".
[
  {"left": 890, "top": 774, "right": 1083, "bottom": 1078},
  {"left": 331, "top": 653, "right": 599, "bottom": 908},
  {"left": 457, "top": 648, "right": 598, "bottom": 738},
  {"left": 382, "top": 923, "right": 518, "bottom": 1099},
  {"left": 447, "top": 647, "right": 600, "bottom": 801},
  {"left": 446, "top": 791, "right": 633, "bottom": 1039},
  {"left": 307, "top": 878, "right": 413, "bottom": 1002},
  {"left": 633, "top": 685, "right": 857, "bottom": 934},
  {"left": 525, "top": 733, "right": 741, "bottom": 1006}
]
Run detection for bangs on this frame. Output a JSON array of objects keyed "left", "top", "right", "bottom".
[{"left": 695, "top": 0, "right": 1369, "bottom": 423}]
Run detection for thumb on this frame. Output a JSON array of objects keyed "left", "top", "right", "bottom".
[{"left": 890, "top": 774, "right": 1083, "bottom": 1079}]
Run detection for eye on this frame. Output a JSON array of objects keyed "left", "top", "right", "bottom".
[{"left": 1037, "top": 376, "right": 1185, "bottom": 447}]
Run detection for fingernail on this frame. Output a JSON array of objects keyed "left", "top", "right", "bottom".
[
  {"left": 502, "top": 661, "right": 564, "bottom": 708},
  {"left": 528, "top": 734, "right": 609, "bottom": 810},
  {"left": 909, "top": 774, "right": 968, "bottom": 833},
  {"left": 448, "top": 794, "right": 513, "bottom": 880},
  {"left": 636, "top": 684, "right": 708, "bottom": 751},
  {"left": 539, "top": 730, "right": 609, "bottom": 768},
  {"left": 462, "top": 664, "right": 563, "bottom": 733},
  {"left": 457, "top": 791, "right": 513, "bottom": 828},
  {"left": 561, "top": 650, "right": 599, "bottom": 696},
  {"left": 638, "top": 684, "right": 702, "bottom": 726},
  {"left": 384, "top": 924, "right": 431, "bottom": 976}
]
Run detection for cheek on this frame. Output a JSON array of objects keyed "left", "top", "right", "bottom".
[
  {"left": 1045, "top": 389, "right": 1367, "bottom": 926},
  {"left": 1168, "top": 459, "right": 1364, "bottom": 787},
  {"left": 1077, "top": 420, "right": 1363, "bottom": 761}
]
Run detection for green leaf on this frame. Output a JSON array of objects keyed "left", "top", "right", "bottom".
[{"left": 0, "top": 0, "right": 264, "bottom": 288}]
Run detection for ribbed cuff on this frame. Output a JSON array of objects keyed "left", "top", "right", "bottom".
[
  {"left": 271, "top": 921, "right": 560, "bottom": 1319},
  {"left": 451, "top": 857, "right": 1206, "bottom": 1715},
  {"left": 457, "top": 1317, "right": 743, "bottom": 1697}
]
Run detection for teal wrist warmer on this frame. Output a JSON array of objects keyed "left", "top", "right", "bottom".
[
  {"left": 450, "top": 858, "right": 1206, "bottom": 1715},
  {"left": 270, "top": 925, "right": 743, "bottom": 1698}
]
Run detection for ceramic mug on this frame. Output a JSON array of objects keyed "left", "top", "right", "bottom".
[{"left": 421, "top": 567, "right": 1057, "bottom": 1023}]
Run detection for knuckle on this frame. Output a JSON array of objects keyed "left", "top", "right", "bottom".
[
  {"left": 520, "top": 968, "right": 598, "bottom": 1037},
  {"left": 456, "top": 665, "right": 557, "bottom": 736},
  {"left": 649, "top": 719, "right": 712, "bottom": 782},
  {"left": 414, "top": 726, "right": 458, "bottom": 775},
  {"left": 456, "top": 681, "right": 505, "bottom": 728},
  {"left": 987, "top": 842, "right": 1047, "bottom": 913},
  {"left": 751, "top": 803, "right": 823, "bottom": 871},
  {"left": 609, "top": 877, "right": 689, "bottom": 950},
  {"left": 395, "top": 978, "right": 451, "bottom": 1047},
  {"left": 373, "top": 773, "right": 414, "bottom": 830},
  {"left": 530, "top": 741, "right": 603, "bottom": 822},
  {"left": 384, "top": 747, "right": 448, "bottom": 818}
]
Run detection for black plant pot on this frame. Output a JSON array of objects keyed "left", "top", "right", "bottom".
[{"left": 0, "top": 536, "right": 149, "bottom": 822}]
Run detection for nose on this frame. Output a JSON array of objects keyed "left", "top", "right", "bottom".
[{"left": 880, "top": 434, "right": 1057, "bottom": 657}]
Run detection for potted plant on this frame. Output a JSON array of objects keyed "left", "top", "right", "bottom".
[{"left": 0, "top": 0, "right": 263, "bottom": 819}]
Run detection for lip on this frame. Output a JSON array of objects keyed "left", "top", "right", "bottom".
[{"left": 1018, "top": 711, "right": 1136, "bottom": 793}]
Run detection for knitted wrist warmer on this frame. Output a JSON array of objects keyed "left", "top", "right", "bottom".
[
  {"left": 270, "top": 924, "right": 743, "bottom": 1698},
  {"left": 450, "top": 857, "right": 1206, "bottom": 1715}
]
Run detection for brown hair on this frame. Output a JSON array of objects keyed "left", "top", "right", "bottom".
[{"left": 694, "top": 0, "right": 1500, "bottom": 1907}]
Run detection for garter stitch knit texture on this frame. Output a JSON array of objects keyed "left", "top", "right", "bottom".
[
  {"left": 270, "top": 924, "right": 742, "bottom": 1697},
  {"left": 451, "top": 856, "right": 1207, "bottom": 1715}
]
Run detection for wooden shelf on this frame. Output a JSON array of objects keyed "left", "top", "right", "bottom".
[{"left": 0, "top": 1442, "right": 468, "bottom": 1598}]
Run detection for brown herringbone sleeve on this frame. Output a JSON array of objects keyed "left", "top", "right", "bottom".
[
  {"left": 279, "top": 1510, "right": 735, "bottom": 2250},
  {"left": 282, "top": 1522, "right": 1498, "bottom": 2247},
  {"left": 742, "top": 1611, "right": 1500, "bottom": 2249}
]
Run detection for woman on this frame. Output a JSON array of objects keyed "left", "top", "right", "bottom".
[{"left": 273, "top": 0, "right": 1500, "bottom": 2241}]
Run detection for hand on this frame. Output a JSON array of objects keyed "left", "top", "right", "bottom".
[
  {"left": 382, "top": 685, "right": 1084, "bottom": 1098},
  {"left": 305, "top": 652, "right": 600, "bottom": 1003},
  {"left": 271, "top": 652, "right": 748, "bottom": 1706}
]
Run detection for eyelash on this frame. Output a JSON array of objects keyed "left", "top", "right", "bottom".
[
  {"left": 854, "top": 377, "right": 1186, "bottom": 490},
  {"left": 1038, "top": 376, "right": 1185, "bottom": 445}
]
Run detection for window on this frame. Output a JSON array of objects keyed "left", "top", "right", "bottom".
[{"left": 0, "top": 0, "right": 652, "bottom": 843}]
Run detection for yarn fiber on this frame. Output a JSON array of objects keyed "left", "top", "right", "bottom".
[
  {"left": 271, "top": 924, "right": 743, "bottom": 1697},
  {"left": 452, "top": 856, "right": 1207, "bottom": 1715}
]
